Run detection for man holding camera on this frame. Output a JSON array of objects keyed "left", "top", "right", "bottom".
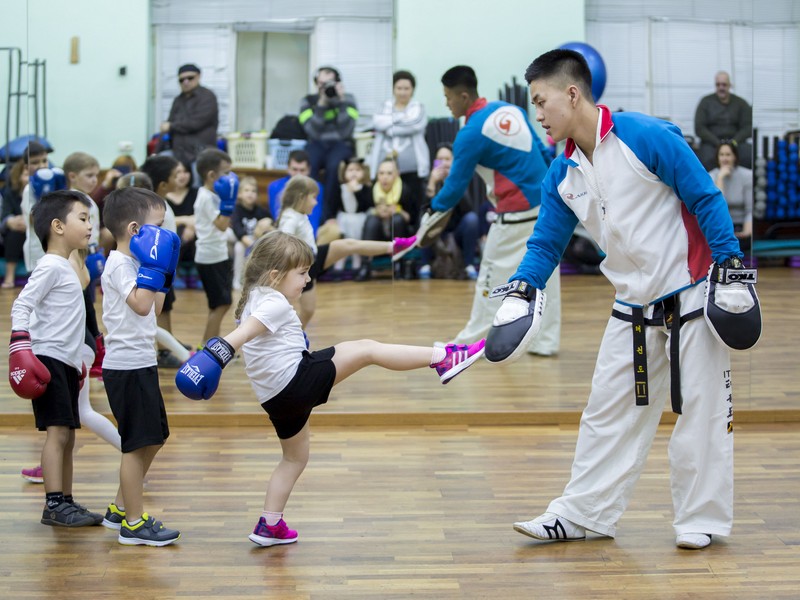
[{"left": 298, "top": 66, "right": 359, "bottom": 222}]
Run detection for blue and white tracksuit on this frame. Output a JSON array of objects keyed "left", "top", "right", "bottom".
[
  {"left": 512, "top": 106, "right": 742, "bottom": 538},
  {"left": 432, "top": 99, "right": 560, "bottom": 354}
]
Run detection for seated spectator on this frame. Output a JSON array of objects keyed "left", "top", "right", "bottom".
[
  {"left": 17, "top": 141, "right": 52, "bottom": 275},
  {"left": 267, "top": 149, "right": 323, "bottom": 235},
  {"left": 357, "top": 158, "right": 415, "bottom": 281},
  {"left": 695, "top": 71, "right": 752, "bottom": 170},
  {"left": 332, "top": 157, "right": 372, "bottom": 272},
  {"left": 231, "top": 176, "right": 274, "bottom": 289},
  {"left": 418, "top": 143, "right": 479, "bottom": 280},
  {"left": 1, "top": 143, "right": 47, "bottom": 287},
  {"left": 165, "top": 161, "right": 199, "bottom": 276},
  {"left": 368, "top": 70, "right": 429, "bottom": 211},
  {"left": 709, "top": 140, "right": 752, "bottom": 250},
  {"left": 299, "top": 66, "right": 358, "bottom": 223}
]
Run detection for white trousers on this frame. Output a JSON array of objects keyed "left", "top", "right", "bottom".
[
  {"left": 452, "top": 209, "right": 561, "bottom": 355},
  {"left": 548, "top": 283, "right": 734, "bottom": 537}
]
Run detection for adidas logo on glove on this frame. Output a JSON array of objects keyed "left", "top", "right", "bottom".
[{"left": 10, "top": 367, "right": 26, "bottom": 385}]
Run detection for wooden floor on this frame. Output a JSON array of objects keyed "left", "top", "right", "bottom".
[
  {"left": 0, "top": 265, "right": 797, "bottom": 424},
  {"left": 0, "top": 268, "right": 799, "bottom": 598},
  {"left": 1, "top": 422, "right": 799, "bottom": 599}
]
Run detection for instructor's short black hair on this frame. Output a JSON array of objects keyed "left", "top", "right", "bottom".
[
  {"left": 525, "top": 49, "right": 593, "bottom": 101},
  {"left": 441, "top": 66, "right": 478, "bottom": 94},
  {"left": 32, "top": 190, "right": 91, "bottom": 251}
]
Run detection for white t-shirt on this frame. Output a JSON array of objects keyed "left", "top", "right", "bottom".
[
  {"left": 101, "top": 250, "right": 157, "bottom": 370},
  {"left": 278, "top": 208, "right": 317, "bottom": 254},
  {"left": 20, "top": 185, "right": 45, "bottom": 272},
  {"left": 194, "top": 186, "right": 229, "bottom": 264},
  {"left": 10, "top": 254, "right": 85, "bottom": 370},
  {"left": 241, "top": 286, "right": 307, "bottom": 402},
  {"left": 162, "top": 198, "right": 177, "bottom": 233}
]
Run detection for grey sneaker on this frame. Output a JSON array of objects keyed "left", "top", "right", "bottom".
[
  {"left": 70, "top": 501, "right": 104, "bottom": 525},
  {"left": 41, "top": 502, "right": 99, "bottom": 527},
  {"left": 102, "top": 503, "right": 126, "bottom": 530},
  {"left": 118, "top": 513, "right": 180, "bottom": 547}
]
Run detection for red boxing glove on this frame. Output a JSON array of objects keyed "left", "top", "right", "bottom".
[
  {"left": 89, "top": 334, "right": 105, "bottom": 379},
  {"left": 8, "top": 331, "right": 51, "bottom": 400},
  {"left": 79, "top": 363, "right": 87, "bottom": 390}
]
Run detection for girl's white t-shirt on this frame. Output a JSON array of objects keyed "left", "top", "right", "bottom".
[
  {"left": 278, "top": 208, "right": 317, "bottom": 254},
  {"left": 240, "top": 286, "right": 307, "bottom": 402}
]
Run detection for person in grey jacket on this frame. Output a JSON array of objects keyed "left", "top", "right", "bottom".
[
  {"left": 694, "top": 71, "right": 752, "bottom": 170},
  {"left": 299, "top": 66, "right": 359, "bottom": 222},
  {"left": 161, "top": 64, "right": 219, "bottom": 172}
]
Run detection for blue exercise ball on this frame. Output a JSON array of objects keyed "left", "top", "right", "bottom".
[{"left": 559, "top": 42, "right": 607, "bottom": 102}]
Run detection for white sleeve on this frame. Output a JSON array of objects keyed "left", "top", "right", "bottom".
[
  {"left": 10, "top": 264, "right": 56, "bottom": 331},
  {"left": 249, "top": 294, "right": 293, "bottom": 334}
]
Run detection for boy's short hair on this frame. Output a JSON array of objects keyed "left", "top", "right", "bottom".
[
  {"left": 63, "top": 151, "right": 100, "bottom": 176},
  {"left": 287, "top": 150, "right": 310, "bottom": 165},
  {"left": 441, "top": 66, "right": 478, "bottom": 94},
  {"left": 103, "top": 187, "right": 166, "bottom": 240},
  {"left": 524, "top": 49, "right": 593, "bottom": 101},
  {"left": 32, "top": 190, "right": 91, "bottom": 251},
  {"left": 196, "top": 148, "right": 232, "bottom": 183},
  {"left": 140, "top": 155, "right": 179, "bottom": 193}
]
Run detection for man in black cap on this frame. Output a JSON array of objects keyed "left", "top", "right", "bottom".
[{"left": 161, "top": 64, "right": 219, "bottom": 172}]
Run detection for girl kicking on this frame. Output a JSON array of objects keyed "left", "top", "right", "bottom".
[{"left": 175, "top": 231, "right": 485, "bottom": 546}]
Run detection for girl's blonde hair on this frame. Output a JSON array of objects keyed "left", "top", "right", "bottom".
[
  {"left": 279, "top": 174, "right": 319, "bottom": 223},
  {"left": 234, "top": 230, "right": 314, "bottom": 321}
]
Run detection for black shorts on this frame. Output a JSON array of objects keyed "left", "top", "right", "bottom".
[
  {"left": 303, "top": 244, "right": 330, "bottom": 293},
  {"left": 103, "top": 366, "right": 169, "bottom": 453},
  {"left": 32, "top": 356, "right": 80, "bottom": 431},
  {"left": 196, "top": 259, "right": 233, "bottom": 309},
  {"left": 261, "top": 346, "right": 337, "bottom": 439},
  {"left": 162, "top": 287, "right": 176, "bottom": 312}
]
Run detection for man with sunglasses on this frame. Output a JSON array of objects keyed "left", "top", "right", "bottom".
[{"left": 161, "top": 64, "right": 219, "bottom": 175}]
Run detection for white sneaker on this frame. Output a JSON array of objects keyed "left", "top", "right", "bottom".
[
  {"left": 676, "top": 533, "right": 711, "bottom": 549},
  {"left": 513, "top": 512, "right": 586, "bottom": 541},
  {"left": 464, "top": 264, "right": 478, "bottom": 280}
]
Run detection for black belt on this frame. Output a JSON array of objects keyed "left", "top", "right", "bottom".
[
  {"left": 497, "top": 211, "right": 538, "bottom": 225},
  {"left": 611, "top": 297, "right": 703, "bottom": 414}
]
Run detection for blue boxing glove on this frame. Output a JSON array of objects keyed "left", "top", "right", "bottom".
[
  {"left": 159, "top": 229, "right": 182, "bottom": 293},
  {"left": 85, "top": 244, "right": 106, "bottom": 281},
  {"left": 175, "top": 337, "right": 235, "bottom": 400},
  {"left": 214, "top": 172, "right": 239, "bottom": 217},
  {"left": 130, "top": 224, "right": 176, "bottom": 292},
  {"left": 30, "top": 167, "right": 67, "bottom": 202}
]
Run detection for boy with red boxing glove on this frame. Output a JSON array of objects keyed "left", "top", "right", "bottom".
[
  {"left": 99, "top": 186, "right": 182, "bottom": 546},
  {"left": 9, "top": 189, "right": 103, "bottom": 527}
]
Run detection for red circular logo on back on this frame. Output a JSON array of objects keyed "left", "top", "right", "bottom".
[{"left": 494, "top": 111, "right": 520, "bottom": 136}]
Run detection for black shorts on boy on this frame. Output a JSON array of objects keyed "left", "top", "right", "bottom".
[
  {"left": 196, "top": 259, "right": 233, "bottom": 308},
  {"left": 32, "top": 356, "right": 81, "bottom": 431},
  {"left": 103, "top": 366, "right": 170, "bottom": 452}
]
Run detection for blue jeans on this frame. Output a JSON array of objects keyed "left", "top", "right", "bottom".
[{"left": 306, "top": 140, "right": 353, "bottom": 222}]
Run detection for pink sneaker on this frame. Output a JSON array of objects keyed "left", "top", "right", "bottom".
[
  {"left": 248, "top": 517, "right": 298, "bottom": 547},
  {"left": 432, "top": 340, "right": 486, "bottom": 384},
  {"left": 392, "top": 236, "right": 417, "bottom": 255},
  {"left": 21, "top": 465, "right": 43, "bottom": 483}
]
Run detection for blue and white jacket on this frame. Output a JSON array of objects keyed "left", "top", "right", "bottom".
[
  {"left": 431, "top": 99, "right": 551, "bottom": 214},
  {"left": 512, "top": 105, "right": 742, "bottom": 307}
]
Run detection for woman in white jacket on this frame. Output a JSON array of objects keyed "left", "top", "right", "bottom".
[{"left": 368, "top": 70, "right": 430, "bottom": 222}]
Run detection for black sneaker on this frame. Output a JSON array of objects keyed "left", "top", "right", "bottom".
[
  {"left": 41, "top": 502, "right": 99, "bottom": 527},
  {"left": 118, "top": 513, "right": 180, "bottom": 547},
  {"left": 102, "top": 503, "right": 125, "bottom": 530},
  {"left": 70, "top": 501, "right": 104, "bottom": 525},
  {"left": 157, "top": 349, "right": 183, "bottom": 369}
]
